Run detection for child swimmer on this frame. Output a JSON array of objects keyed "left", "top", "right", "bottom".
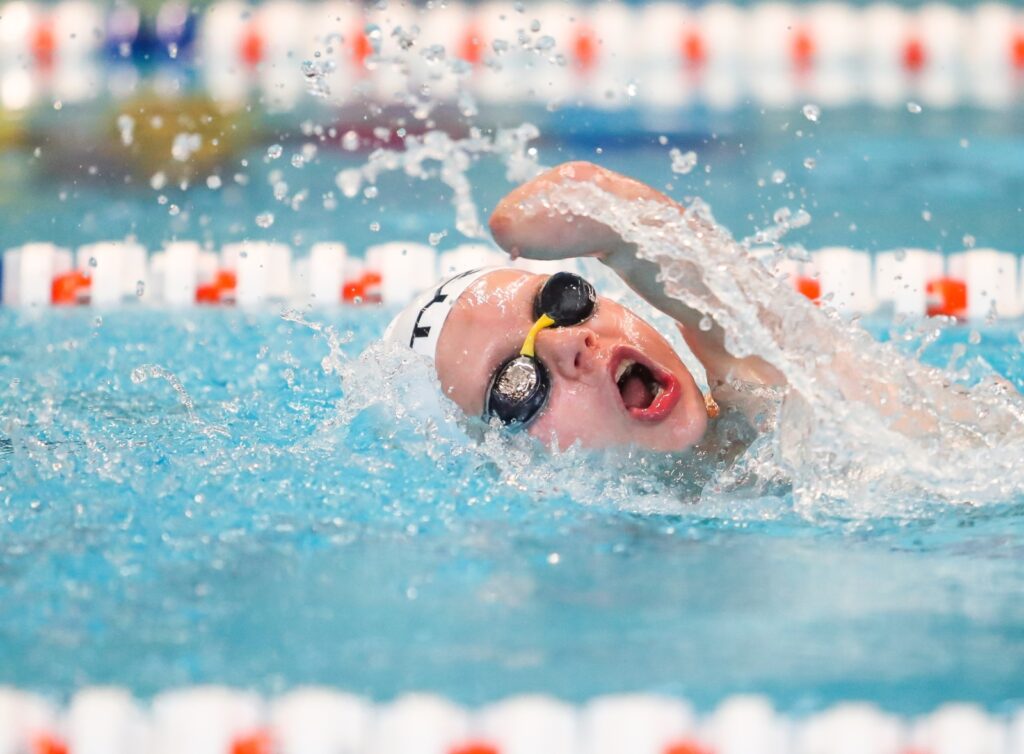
[
  {"left": 387, "top": 161, "right": 1020, "bottom": 460},
  {"left": 385, "top": 161, "right": 786, "bottom": 453}
]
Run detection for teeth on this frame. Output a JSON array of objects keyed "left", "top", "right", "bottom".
[{"left": 614, "top": 359, "right": 634, "bottom": 383}]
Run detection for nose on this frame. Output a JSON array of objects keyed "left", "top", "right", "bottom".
[{"left": 536, "top": 326, "right": 601, "bottom": 380}]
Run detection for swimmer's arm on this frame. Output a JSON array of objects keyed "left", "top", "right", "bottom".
[{"left": 489, "top": 161, "right": 785, "bottom": 391}]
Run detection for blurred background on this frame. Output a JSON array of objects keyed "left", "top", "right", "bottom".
[{"left": 0, "top": 0, "right": 1022, "bottom": 263}]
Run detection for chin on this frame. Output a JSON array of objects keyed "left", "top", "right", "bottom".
[{"left": 641, "top": 400, "right": 708, "bottom": 452}]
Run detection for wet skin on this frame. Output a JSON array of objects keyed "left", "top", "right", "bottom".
[{"left": 435, "top": 268, "right": 709, "bottom": 451}]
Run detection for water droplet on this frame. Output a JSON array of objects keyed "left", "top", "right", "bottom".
[
  {"left": 92, "top": 315, "right": 103, "bottom": 327},
  {"left": 669, "top": 148, "right": 697, "bottom": 175},
  {"left": 336, "top": 169, "right": 361, "bottom": 198},
  {"left": 363, "top": 185, "right": 378, "bottom": 199},
  {"left": 206, "top": 175, "right": 222, "bottom": 190},
  {"left": 171, "top": 132, "right": 201, "bottom": 162},
  {"left": 255, "top": 212, "right": 275, "bottom": 228},
  {"left": 771, "top": 169, "right": 786, "bottom": 184},
  {"left": 53, "top": 100, "right": 62, "bottom": 111},
  {"left": 116, "top": 114, "right": 135, "bottom": 146},
  {"left": 791, "top": 208, "right": 812, "bottom": 228},
  {"left": 962, "top": 234, "right": 976, "bottom": 249},
  {"left": 341, "top": 130, "right": 360, "bottom": 151},
  {"left": 267, "top": 144, "right": 283, "bottom": 160},
  {"left": 546, "top": 552, "right": 560, "bottom": 565},
  {"left": 802, "top": 103, "right": 821, "bottom": 122},
  {"left": 699, "top": 315, "right": 713, "bottom": 332},
  {"left": 803, "top": 157, "right": 816, "bottom": 170},
  {"left": 291, "top": 154, "right": 305, "bottom": 168},
  {"left": 88, "top": 256, "right": 98, "bottom": 267},
  {"left": 135, "top": 280, "right": 145, "bottom": 297},
  {"left": 907, "top": 101, "right": 922, "bottom": 114},
  {"left": 968, "top": 330, "right": 981, "bottom": 345},
  {"left": 921, "top": 210, "right": 932, "bottom": 222},
  {"left": 150, "top": 171, "right": 167, "bottom": 190},
  {"left": 369, "top": 221, "right": 381, "bottom": 232}
]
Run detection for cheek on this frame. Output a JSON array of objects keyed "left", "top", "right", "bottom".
[{"left": 529, "top": 381, "right": 622, "bottom": 447}]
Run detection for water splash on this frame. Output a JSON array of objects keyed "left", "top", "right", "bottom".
[
  {"left": 130, "top": 364, "right": 229, "bottom": 438},
  {"left": 526, "top": 180, "right": 1024, "bottom": 513},
  {"left": 335, "top": 124, "right": 542, "bottom": 238}
]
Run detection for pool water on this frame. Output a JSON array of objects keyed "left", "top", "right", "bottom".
[
  {"left": 1, "top": 306, "right": 1022, "bottom": 713},
  {"left": 1, "top": 107, "right": 1023, "bottom": 257}
]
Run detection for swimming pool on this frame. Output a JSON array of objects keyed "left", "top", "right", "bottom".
[
  {"left": 2, "top": 0, "right": 1024, "bottom": 749},
  {"left": 2, "top": 304, "right": 1022, "bottom": 706}
]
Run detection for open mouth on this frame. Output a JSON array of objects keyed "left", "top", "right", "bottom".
[
  {"left": 611, "top": 352, "right": 681, "bottom": 422},
  {"left": 615, "top": 360, "right": 661, "bottom": 410}
]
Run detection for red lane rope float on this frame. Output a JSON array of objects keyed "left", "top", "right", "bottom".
[
  {"left": 903, "top": 37, "right": 927, "bottom": 73},
  {"left": 1012, "top": 33, "right": 1024, "bottom": 70},
  {"left": 230, "top": 729, "right": 274, "bottom": 754},
  {"left": 31, "top": 19, "right": 55, "bottom": 70},
  {"left": 925, "top": 277, "right": 967, "bottom": 318},
  {"left": 681, "top": 30, "right": 706, "bottom": 68},
  {"left": 449, "top": 742, "right": 501, "bottom": 754},
  {"left": 342, "top": 271, "right": 382, "bottom": 304},
  {"left": 791, "top": 27, "right": 816, "bottom": 72},
  {"left": 573, "top": 23, "right": 598, "bottom": 72},
  {"left": 32, "top": 734, "right": 67, "bottom": 754},
  {"left": 240, "top": 23, "right": 263, "bottom": 68},
  {"left": 460, "top": 24, "right": 484, "bottom": 65},
  {"left": 796, "top": 276, "right": 821, "bottom": 302},
  {"left": 195, "top": 269, "right": 237, "bottom": 304},
  {"left": 663, "top": 740, "right": 714, "bottom": 754},
  {"left": 51, "top": 270, "right": 91, "bottom": 305},
  {"left": 352, "top": 24, "right": 373, "bottom": 67}
]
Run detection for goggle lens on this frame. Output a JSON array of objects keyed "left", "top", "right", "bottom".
[
  {"left": 485, "top": 272, "right": 596, "bottom": 426},
  {"left": 533, "top": 271, "right": 596, "bottom": 326}
]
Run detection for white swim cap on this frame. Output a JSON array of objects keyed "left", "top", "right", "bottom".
[{"left": 383, "top": 267, "right": 505, "bottom": 360}]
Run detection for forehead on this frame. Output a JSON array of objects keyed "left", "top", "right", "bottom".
[
  {"left": 451, "top": 268, "right": 538, "bottom": 318},
  {"left": 434, "top": 268, "right": 542, "bottom": 415}
]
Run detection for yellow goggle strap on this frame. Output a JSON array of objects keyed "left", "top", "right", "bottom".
[{"left": 520, "top": 313, "right": 556, "bottom": 358}]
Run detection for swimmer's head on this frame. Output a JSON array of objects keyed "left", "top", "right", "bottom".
[{"left": 385, "top": 267, "right": 708, "bottom": 452}]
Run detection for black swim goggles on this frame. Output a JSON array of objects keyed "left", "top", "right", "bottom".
[{"left": 483, "top": 271, "right": 597, "bottom": 427}]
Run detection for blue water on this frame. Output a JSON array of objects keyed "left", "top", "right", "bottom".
[
  {"left": 2, "top": 107, "right": 1023, "bottom": 257},
  {"left": 1, "top": 307, "right": 1022, "bottom": 713},
  {"left": 2, "top": 90, "right": 1024, "bottom": 711}
]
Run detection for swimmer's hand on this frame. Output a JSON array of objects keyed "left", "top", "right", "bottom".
[{"left": 489, "top": 161, "right": 683, "bottom": 265}]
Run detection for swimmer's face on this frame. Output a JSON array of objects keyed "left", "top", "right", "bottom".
[{"left": 435, "top": 269, "right": 708, "bottom": 451}]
